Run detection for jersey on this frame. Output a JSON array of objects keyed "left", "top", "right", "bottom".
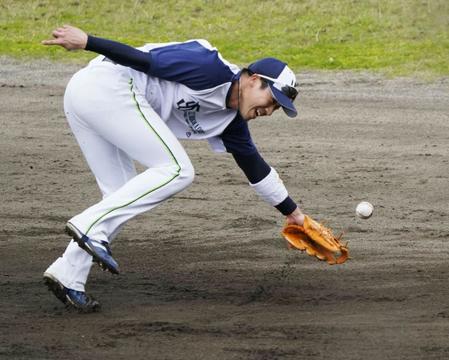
[
  {"left": 85, "top": 36, "right": 297, "bottom": 214},
  {"left": 124, "top": 39, "right": 253, "bottom": 154}
]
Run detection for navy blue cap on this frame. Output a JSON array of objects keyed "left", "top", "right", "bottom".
[{"left": 248, "top": 58, "right": 298, "bottom": 118}]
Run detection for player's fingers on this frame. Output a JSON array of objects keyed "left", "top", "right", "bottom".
[
  {"left": 41, "top": 38, "right": 63, "bottom": 46},
  {"left": 41, "top": 39, "right": 56, "bottom": 45},
  {"left": 62, "top": 24, "right": 75, "bottom": 32},
  {"left": 52, "top": 29, "right": 65, "bottom": 37}
]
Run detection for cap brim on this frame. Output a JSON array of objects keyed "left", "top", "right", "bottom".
[{"left": 270, "top": 85, "right": 297, "bottom": 118}]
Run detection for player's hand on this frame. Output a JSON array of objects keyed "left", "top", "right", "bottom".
[
  {"left": 286, "top": 207, "right": 305, "bottom": 226},
  {"left": 42, "top": 25, "right": 88, "bottom": 51}
]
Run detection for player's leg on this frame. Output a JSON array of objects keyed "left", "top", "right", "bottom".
[
  {"left": 44, "top": 109, "right": 137, "bottom": 291},
  {"left": 65, "top": 64, "right": 194, "bottom": 247}
]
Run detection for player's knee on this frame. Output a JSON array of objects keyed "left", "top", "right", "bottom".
[{"left": 178, "top": 160, "right": 195, "bottom": 186}]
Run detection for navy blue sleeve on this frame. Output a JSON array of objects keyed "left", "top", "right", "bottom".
[
  {"left": 220, "top": 115, "right": 257, "bottom": 156},
  {"left": 86, "top": 38, "right": 236, "bottom": 90},
  {"left": 231, "top": 152, "right": 270, "bottom": 183},
  {"left": 148, "top": 41, "right": 235, "bottom": 90},
  {"left": 275, "top": 197, "right": 298, "bottom": 215},
  {"left": 221, "top": 115, "right": 267, "bottom": 181},
  {"left": 86, "top": 35, "right": 151, "bottom": 73}
]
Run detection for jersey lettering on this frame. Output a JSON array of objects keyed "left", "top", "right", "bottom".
[{"left": 177, "top": 99, "right": 204, "bottom": 134}]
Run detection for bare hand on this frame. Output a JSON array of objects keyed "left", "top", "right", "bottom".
[
  {"left": 42, "top": 25, "right": 88, "bottom": 51},
  {"left": 286, "top": 207, "right": 305, "bottom": 226}
]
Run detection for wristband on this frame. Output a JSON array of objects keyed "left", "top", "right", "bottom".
[{"left": 249, "top": 167, "right": 288, "bottom": 206}]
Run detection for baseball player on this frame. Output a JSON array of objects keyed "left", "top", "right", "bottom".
[{"left": 42, "top": 25, "right": 305, "bottom": 312}]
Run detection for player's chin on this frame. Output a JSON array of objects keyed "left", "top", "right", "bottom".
[{"left": 241, "top": 111, "right": 257, "bottom": 121}]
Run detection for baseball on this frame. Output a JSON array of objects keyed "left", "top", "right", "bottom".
[{"left": 356, "top": 201, "right": 373, "bottom": 219}]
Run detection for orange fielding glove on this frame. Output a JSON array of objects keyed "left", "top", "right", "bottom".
[{"left": 281, "top": 215, "right": 349, "bottom": 265}]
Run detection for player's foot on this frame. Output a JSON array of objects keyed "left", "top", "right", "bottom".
[
  {"left": 43, "top": 273, "right": 100, "bottom": 313},
  {"left": 65, "top": 222, "right": 120, "bottom": 274}
]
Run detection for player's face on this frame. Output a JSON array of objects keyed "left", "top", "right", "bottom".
[{"left": 239, "top": 76, "right": 281, "bottom": 121}]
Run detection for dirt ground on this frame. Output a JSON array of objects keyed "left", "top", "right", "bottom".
[{"left": 1, "top": 57, "right": 448, "bottom": 360}]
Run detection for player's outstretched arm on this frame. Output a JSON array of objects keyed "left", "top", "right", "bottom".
[
  {"left": 42, "top": 25, "right": 88, "bottom": 50},
  {"left": 222, "top": 118, "right": 305, "bottom": 227},
  {"left": 42, "top": 24, "right": 151, "bottom": 73},
  {"left": 231, "top": 152, "right": 305, "bottom": 226}
]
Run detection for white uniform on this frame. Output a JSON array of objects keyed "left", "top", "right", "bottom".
[{"left": 46, "top": 40, "right": 243, "bottom": 291}]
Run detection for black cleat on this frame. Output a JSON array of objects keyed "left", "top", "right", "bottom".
[
  {"left": 65, "top": 222, "right": 120, "bottom": 274},
  {"left": 43, "top": 273, "right": 100, "bottom": 313}
]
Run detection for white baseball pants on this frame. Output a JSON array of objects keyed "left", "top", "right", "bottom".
[{"left": 45, "top": 61, "right": 194, "bottom": 291}]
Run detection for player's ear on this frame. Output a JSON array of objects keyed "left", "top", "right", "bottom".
[{"left": 248, "top": 74, "right": 260, "bottom": 88}]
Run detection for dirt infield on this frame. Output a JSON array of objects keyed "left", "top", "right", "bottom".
[{"left": 1, "top": 58, "right": 448, "bottom": 360}]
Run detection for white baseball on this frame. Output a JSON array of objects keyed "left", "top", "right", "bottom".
[{"left": 356, "top": 201, "right": 373, "bottom": 219}]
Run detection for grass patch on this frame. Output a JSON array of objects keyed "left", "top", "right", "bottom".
[{"left": 1, "top": 0, "right": 448, "bottom": 76}]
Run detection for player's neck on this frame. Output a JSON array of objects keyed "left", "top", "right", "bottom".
[{"left": 227, "top": 79, "right": 240, "bottom": 111}]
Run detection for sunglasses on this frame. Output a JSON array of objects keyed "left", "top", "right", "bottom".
[{"left": 255, "top": 73, "right": 299, "bottom": 100}]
